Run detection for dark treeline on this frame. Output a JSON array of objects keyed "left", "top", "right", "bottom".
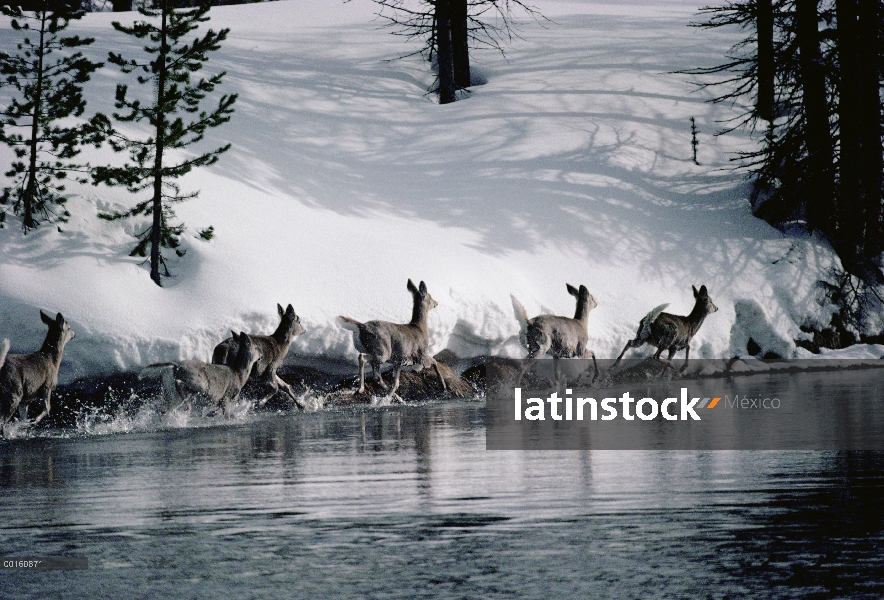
[{"left": 691, "top": 0, "right": 884, "bottom": 328}]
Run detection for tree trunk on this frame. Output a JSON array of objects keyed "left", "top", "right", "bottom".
[
  {"left": 151, "top": 2, "right": 168, "bottom": 286},
  {"left": 451, "top": 0, "right": 470, "bottom": 89},
  {"left": 857, "top": 0, "right": 883, "bottom": 255},
  {"left": 435, "top": 0, "right": 456, "bottom": 104},
  {"left": 795, "top": 0, "right": 834, "bottom": 237},
  {"left": 836, "top": 0, "right": 863, "bottom": 249},
  {"left": 113, "top": 0, "right": 133, "bottom": 10},
  {"left": 756, "top": 0, "right": 776, "bottom": 121},
  {"left": 22, "top": 12, "right": 48, "bottom": 232}
]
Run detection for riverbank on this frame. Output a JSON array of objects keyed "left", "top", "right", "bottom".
[{"left": 21, "top": 349, "right": 884, "bottom": 436}]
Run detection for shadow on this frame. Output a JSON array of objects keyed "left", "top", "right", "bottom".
[{"left": 175, "top": 10, "right": 791, "bottom": 304}]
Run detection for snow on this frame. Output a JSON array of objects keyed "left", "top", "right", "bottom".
[{"left": 0, "top": 0, "right": 877, "bottom": 385}]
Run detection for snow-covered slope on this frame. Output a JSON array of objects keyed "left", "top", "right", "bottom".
[{"left": 0, "top": 0, "right": 869, "bottom": 384}]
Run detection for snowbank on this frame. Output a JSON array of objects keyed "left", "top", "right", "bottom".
[{"left": 0, "top": 0, "right": 867, "bottom": 384}]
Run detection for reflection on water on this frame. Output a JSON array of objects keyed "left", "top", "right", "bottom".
[{"left": 1, "top": 396, "right": 883, "bottom": 599}]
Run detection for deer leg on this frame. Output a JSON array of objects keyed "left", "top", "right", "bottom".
[
  {"left": 679, "top": 346, "right": 690, "bottom": 372},
  {"left": 17, "top": 402, "right": 28, "bottom": 422},
  {"left": 223, "top": 392, "right": 237, "bottom": 418},
  {"left": 356, "top": 353, "right": 367, "bottom": 394},
  {"left": 1, "top": 393, "right": 20, "bottom": 435},
  {"left": 32, "top": 388, "right": 52, "bottom": 425},
  {"left": 171, "top": 379, "right": 192, "bottom": 414},
  {"left": 273, "top": 373, "right": 305, "bottom": 410},
  {"left": 431, "top": 359, "right": 447, "bottom": 393},
  {"left": 613, "top": 339, "right": 640, "bottom": 367},
  {"left": 582, "top": 349, "right": 600, "bottom": 384},
  {"left": 389, "top": 364, "right": 404, "bottom": 402},
  {"left": 553, "top": 357, "right": 562, "bottom": 391},
  {"left": 372, "top": 360, "right": 388, "bottom": 391},
  {"left": 515, "top": 357, "right": 538, "bottom": 388},
  {"left": 255, "top": 371, "right": 287, "bottom": 408}
]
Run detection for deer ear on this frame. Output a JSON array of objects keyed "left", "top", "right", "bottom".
[
  {"left": 278, "top": 304, "right": 285, "bottom": 318},
  {"left": 579, "top": 285, "right": 589, "bottom": 295},
  {"left": 286, "top": 304, "right": 294, "bottom": 316},
  {"left": 239, "top": 332, "right": 250, "bottom": 347},
  {"left": 56, "top": 313, "right": 65, "bottom": 325},
  {"left": 231, "top": 331, "right": 239, "bottom": 342},
  {"left": 699, "top": 285, "right": 708, "bottom": 296},
  {"left": 566, "top": 284, "right": 578, "bottom": 297},
  {"left": 407, "top": 279, "right": 418, "bottom": 294},
  {"left": 692, "top": 285, "right": 699, "bottom": 297},
  {"left": 419, "top": 281, "right": 427, "bottom": 296}
]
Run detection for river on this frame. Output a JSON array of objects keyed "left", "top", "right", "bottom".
[{"left": 2, "top": 372, "right": 883, "bottom": 598}]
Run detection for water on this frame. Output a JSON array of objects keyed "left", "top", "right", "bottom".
[{"left": 2, "top": 381, "right": 884, "bottom": 598}]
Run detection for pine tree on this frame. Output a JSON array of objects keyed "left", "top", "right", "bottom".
[
  {"left": 691, "top": 0, "right": 884, "bottom": 293},
  {"left": 0, "top": 1, "right": 104, "bottom": 232},
  {"left": 92, "top": 0, "right": 237, "bottom": 287}
]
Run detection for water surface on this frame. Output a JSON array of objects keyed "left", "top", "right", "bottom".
[{"left": 1, "top": 390, "right": 883, "bottom": 598}]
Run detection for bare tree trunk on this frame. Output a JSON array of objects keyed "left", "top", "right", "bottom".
[
  {"left": 795, "top": 0, "right": 834, "bottom": 237},
  {"left": 451, "top": 0, "right": 470, "bottom": 89},
  {"left": 113, "top": 0, "right": 133, "bottom": 10},
  {"left": 435, "top": 0, "right": 456, "bottom": 104},
  {"left": 756, "top": 0, "right": 776, "bottom": 121}
]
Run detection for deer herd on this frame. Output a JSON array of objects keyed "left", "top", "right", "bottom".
[{"left": 0, "top": 279, "right": 718, "bottom": 434}]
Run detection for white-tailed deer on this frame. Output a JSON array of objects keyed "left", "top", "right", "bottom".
[
  {"left": 212, "top": 304, "right": 306, "bottom": 408},
  {"left": 0, "top": 311, "right": 75, "bottom": 434},
  {"left": 511, "top": 284, "right": 599, "bottom": 387},
  {"left": 338, "top": 279, "right": 446, "bottom": 401},
  {"left": 613, "top": 285, "right": 718, "bottom": 371},
  {"left": 142, "top": 332, "right": 262, "bottom": 417}
]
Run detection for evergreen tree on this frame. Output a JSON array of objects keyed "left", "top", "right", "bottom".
[
  {"left": 0, "top": 1, "right": 104, "bottom": 232},
  {"left": 92, "top": 0, "right": 237, "bottom": 287},
  {"left": 691, "top": 0, "right": 884, "bottom": 286}
]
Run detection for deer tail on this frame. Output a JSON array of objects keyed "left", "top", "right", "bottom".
[
  {"left": 638, "top": 303, "right": 670, "bottom": 340},
  {"left": 0, "top": 339, "right": 9, "bottom": 371},
  {"left": 510, "top": 294, "right": 529, "bottom": 330},
  {"left": 337, "top": 316, "right": 362, "bottom": 332},
  {"left": 510, "top": 295, "right": 532, "bottom": 349}
]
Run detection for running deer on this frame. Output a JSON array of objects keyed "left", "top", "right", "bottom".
[
  {"left": 511, "top": 284, "right": 600, "bottom": 387},
  {"left": 0, "top": 311, "right": 75, "bottom": 434},
  {"left": 212, "top": 304, "right": 306, "bottom": 408},
  {"left": 337, "top": 279, "right": 446, "bottom": 401},
  {"left": 613, "top": 285, "right": 718, "bottom": 371},
  {"left": 142, "top": 332, "right": 262, "bottom": 417}
]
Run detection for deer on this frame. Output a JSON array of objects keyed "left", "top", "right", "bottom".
[
  {"left": 0, "top": 311, "right": 76, "bottom": 435},
  {"left": 511, "top": 284, "right": 599, "bottom": 389},
  {"left": 337, "top": 279, "right": 446, "bottom": 401},
  {"left": 613, "top": 285, "right": 718, "bottom": 372},
  {"left": 212, "top": 303, "right": 306, "bottom": 409},
  {"left": 141, "top": 332, "right": 262, "bottom": 417}
]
